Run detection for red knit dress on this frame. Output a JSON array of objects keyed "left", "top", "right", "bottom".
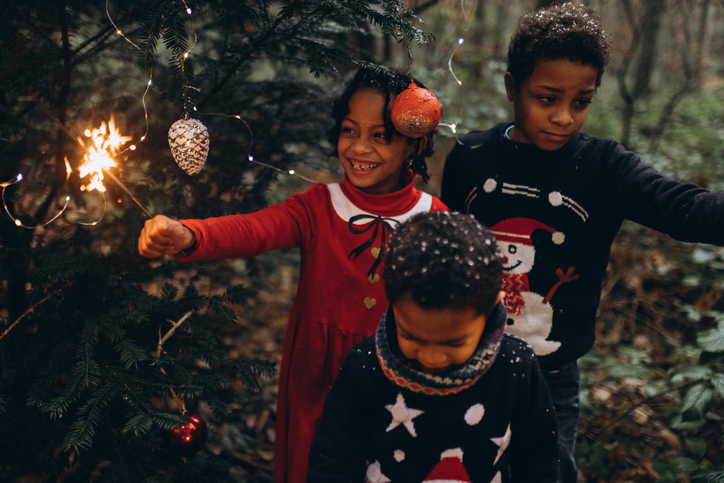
[{"left": 175, "top": 170, "right": 447, "bottom": 482}]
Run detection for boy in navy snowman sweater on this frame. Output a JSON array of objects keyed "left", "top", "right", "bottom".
[
  {"left": 441, "top": 3, "right": 724, "bottom": 482},
  {"left": 308, "top": 211, "right": 558, "bottom": 483}
]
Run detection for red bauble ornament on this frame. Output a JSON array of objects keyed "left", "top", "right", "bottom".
[
  {"left": 165, "top": 413, "right": 208, "bottom": 457},
  {"left": 390, "top": 82, "right": 441, "bottom": 138}
]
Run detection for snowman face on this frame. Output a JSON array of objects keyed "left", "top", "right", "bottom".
[{"left": 498, "top": 241, "right": 535, "bottom": 274}]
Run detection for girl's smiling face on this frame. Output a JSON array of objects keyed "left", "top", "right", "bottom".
[{"left": 337, "top": 88, "right": 417, "bottom": 194}]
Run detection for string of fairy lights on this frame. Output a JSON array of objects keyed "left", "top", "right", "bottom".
[{"left": 2, "top": 0, "right": 472, "bottom": 229}]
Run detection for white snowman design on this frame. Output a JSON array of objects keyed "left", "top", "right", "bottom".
[{"left": 490, "top": 218, "right": 578, "bottom": 356}]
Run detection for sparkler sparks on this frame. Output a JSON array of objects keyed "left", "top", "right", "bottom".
[
  {"left": 77, "top": 116, "right": 132, "bottom": 193},
  {"left": 75, "top": 115, "right": 153, "bottom": 219}
]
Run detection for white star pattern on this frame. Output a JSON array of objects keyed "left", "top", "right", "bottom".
[
  {"left": 491, "top": 423, "right": 511, "bottom": 465},
  {"left": 385, "top": 392, "right": 424, "bottom": 438},
  {"left": 365, "top": 461, "right": 391, "bottom": 483},
  {"left": 394, "top": 449, "right": 405, "bottom": 462}
]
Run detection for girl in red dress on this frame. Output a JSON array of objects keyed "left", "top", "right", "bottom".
[{"left": 137, "top": 68, "right": 447, "bottom": 482}]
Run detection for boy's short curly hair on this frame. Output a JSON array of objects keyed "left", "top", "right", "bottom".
[
  {"left": 507, "top": 2, "right": 612, "bottom": 87},
  {"left": 328, "top": 67, "right": 434, "bottom": 183},
  {"left": 383, "top": 211, "right": 504, "bottom": 316}
]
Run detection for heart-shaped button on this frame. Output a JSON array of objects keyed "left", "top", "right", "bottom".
[
  {"left": 368, "top": 274, "right": 380, "bottom": 284},
  {"left": 364, "top": 297, "right": 377, "bottom": 309},
  {"left": 371, "top": 247, "right": 380, "bottom": 259}
]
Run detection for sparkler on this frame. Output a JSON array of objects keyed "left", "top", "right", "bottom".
[{"left": 77, "top": 115, "right": 153, "bottom": 219}]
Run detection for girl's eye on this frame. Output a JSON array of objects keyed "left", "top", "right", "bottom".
[
  {"left": 341, "top": 127, "right": 354, "bottom": 134},
  {"left": 540, "top": 96, "right": 556, "bottom": 104},
  {"left": 575, "top": 99, "right": 592, "bottom": 108},
  {"left": 374, "top": 132, "right": 392, "bottom": 144}
]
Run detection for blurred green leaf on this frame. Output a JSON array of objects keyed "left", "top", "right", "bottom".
[
  {"left": 681, "top": 383, "right": 713, "bottom": 421},
  {"left": 685, "top": 436, "right": 708, "bottom": 459},
  {"left": 699, "top": 321, "right": 724, "bottom": 353}
]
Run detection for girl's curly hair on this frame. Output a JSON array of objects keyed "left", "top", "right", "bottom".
[
  {"left": 328, "top": 67, "right": 435, "bottom": 183},
  {"left": 507, "top": 2, "right": 612, "bottom": 88}
]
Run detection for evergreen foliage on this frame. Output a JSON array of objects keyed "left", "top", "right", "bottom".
[{"left": 0, "top": 0, "right": 429, "bottom": 480}]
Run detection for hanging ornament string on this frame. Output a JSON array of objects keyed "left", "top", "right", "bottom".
[
  {"left": 439, "top": 0, "right": 474, "bottom": 137},
  {"left": 448, "top": 37, "right": 464, "bottom": 86},
  {"left": 198, "top": 111, "right": 322, "bottom": 184},
  {"left": 1, "top": 173, "right": 70, "bottom": 228},
  {"left": 104, "top": 0, "right": 152, "bottom": 155}
]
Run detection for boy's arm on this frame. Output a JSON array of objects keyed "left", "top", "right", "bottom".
[
  {"left": 606, "top": 143, "right": 724, "bottom": 245},
  {"left": 509, "top": 350, "right": 559, "bottom": 483},
  {"left": 307, "top": 348, "right": 372, "bottom": 482}
]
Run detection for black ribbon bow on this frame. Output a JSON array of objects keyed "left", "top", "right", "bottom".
[{"left": 347, "top": 214, "right": 399, "bottom": 278}]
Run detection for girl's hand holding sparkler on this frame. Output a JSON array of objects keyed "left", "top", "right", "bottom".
[{"left": 138, "top": 215, "right": 196, "bottom": 258}]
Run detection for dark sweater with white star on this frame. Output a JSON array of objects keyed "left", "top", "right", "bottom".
[
  {"left": 442, "top": 123, "right": 724, "bottom": 369},
  {"left": 307, "top": 303, "right": 558, "bottom": 483}
]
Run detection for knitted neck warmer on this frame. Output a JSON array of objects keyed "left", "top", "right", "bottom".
[{"left": 375, "top": 303, "right": 507, "bottom": 396}]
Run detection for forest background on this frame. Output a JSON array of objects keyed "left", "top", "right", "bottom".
[{"left": 1, "top": 0, "right": 723, "bottom": 482}]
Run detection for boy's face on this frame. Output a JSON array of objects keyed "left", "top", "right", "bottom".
[
  {"left": 504, "top": 59, "right": 598, "bottom": 151},
  {"left": 393, "top": 293, "right": 505, "bottom": 375}
]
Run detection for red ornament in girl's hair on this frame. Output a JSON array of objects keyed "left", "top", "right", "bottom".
[
  {"left": 390, "top": 82, "right": 441, "bottom": 138},
  {"left": 165, "top": 413, "right": 208, "bottom": 456}
]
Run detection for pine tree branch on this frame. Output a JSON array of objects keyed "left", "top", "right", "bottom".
[
  {"left": 0, "top": 284, "right": 70, "bottom": 341},
  {"left": 197, "top": 8, "right": 293, "bottom": 109},
  {"left": 155, "top": 311, "right": 194, "bottom": 414}
]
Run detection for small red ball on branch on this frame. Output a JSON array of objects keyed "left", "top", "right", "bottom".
[
  {"left": 390, "top": 82, "right": 441, "bottom": 138},
  {"left": 165, "top": 413, "right": 208, "bottom": 457}
]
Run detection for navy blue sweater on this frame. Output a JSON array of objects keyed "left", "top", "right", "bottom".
[
  {"left": 308, "top": 304, "right": 558, "bottom": 483},
  {"left": 442, "top": 123, "right": 724, "bottom": 368}
]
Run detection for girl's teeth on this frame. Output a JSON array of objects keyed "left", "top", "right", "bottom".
[{"left": 352, "top": 162, "right": 376, "bottom": 171}]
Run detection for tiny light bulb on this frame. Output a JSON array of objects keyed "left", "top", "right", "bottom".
[
  {"left": 458, "top": 38, "right": 464, "bottom": 45},
  {"left": 65, "top": 196, "right": 70, "bottom": 201},
  {"left": 148, "top": 80, "right": 152, "bottom": 86},
  {"left": 117, "top": 29, "right": 122, "bottom": 35},
  {"left": 289, "top": 170, "right": 295, "bottom": 175},
  {"left": 184, "top": 52, "right": 189, "bottom": 59},
  {"left": 15, "top": 219, "right": 21, "bottom": 226},
  {"left": 457, "top": 80, "right": 462, "bottom": 86},
  {"left": 17, "top": 174, "right": 23, "bottom": 181},
  {"left": 85, "top": 129, "right": 92, "bottom": 137},
  {"left": 186, "top": 7, "right": 192, "bottom": 14},
  {"left": 130, "top": 145, "right": 137, "bottom": 150},
  {"left": 193, "top": 106, "right": 197, "bottom": 111},
  {"left": 248, "top": 155, "right": 254, "bottom": 161}
]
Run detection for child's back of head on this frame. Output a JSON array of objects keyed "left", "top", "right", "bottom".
[
  {"left": 383, "top": 211, "right": 504, "bottom": 317},
  {"left": 507, "top": 1, "right": 612, "bottom": 87}
]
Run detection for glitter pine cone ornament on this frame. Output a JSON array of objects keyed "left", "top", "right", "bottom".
[
  {"left": 165, "top": 413, "right": 209, "bottom": 457},
  {"left": 390, "top": 82, "right": 441, "bottom": 138},
  {"left": 168, "top": 118, "right": 209, "bottom": 176}
]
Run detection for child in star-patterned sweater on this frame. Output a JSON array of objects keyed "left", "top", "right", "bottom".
[{"left": 308, "top": 211, "right": 558, "bottom": 483}]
